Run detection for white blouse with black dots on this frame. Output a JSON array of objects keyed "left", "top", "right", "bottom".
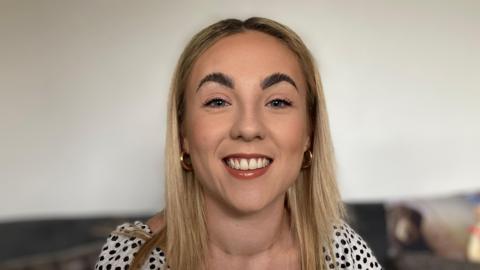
[{"left": 95, "top": 221, "right": 382, "bottom": 270}]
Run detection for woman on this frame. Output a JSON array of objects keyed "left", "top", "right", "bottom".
[{"left": 95, "top": 17, "right": 381, "bottom": 270}]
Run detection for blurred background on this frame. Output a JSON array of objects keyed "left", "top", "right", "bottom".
[{"left": 1, "top": 0, "right": 479, "bottom": 269}]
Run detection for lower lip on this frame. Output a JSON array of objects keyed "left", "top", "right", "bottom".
[{"left": 223, "top": 160, "right": 272, "bottom": 180}]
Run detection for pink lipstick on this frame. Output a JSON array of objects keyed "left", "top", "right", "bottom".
[{"left": 222, "top": 153, "right": 273, "bottom": 180}]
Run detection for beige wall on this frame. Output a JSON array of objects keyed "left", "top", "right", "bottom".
[{"left": 1, "top": 0, "right": 479, "bottom": 221}]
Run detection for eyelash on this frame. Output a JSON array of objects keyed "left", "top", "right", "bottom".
[
  {"left": 268, "top": 98, "right": 293, "bottom": 108},
  {"left": 202, "top": 98, "right": 293, "bottom": 108},
  {"left": 203, "top": 98, "right": 230, "bottom": 108}
]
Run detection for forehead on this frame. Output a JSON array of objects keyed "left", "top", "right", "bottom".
[{"left": 188, "top": 31, "right": 305, "bottom": 89}]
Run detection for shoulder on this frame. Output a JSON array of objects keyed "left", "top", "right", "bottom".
[
  {"left": 326, "top": 222, "right": 382, "bottom": 270},
  {"left": 146, "top": 212, "right": 166, "bottom": 234},
  {"left": 95, "top": 221, "right": 167, "bottom": 270}
]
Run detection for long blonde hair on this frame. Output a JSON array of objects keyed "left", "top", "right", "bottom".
[{"left": 130, "top": 17, "right": 344, "bottom": 270}]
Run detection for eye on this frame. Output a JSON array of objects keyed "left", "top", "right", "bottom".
[
  {"left": 267, "top": 98, "right": 292, "bottom": 108},
  {"left": 203, "top": 98, "right": 231, "bottom": 108}
]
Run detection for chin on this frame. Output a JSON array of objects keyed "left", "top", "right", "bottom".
[
  {"left": 230, "top": 202, "right": 267, "bottom": 215},
  {"left": 224, "top": 192, "right": 278, "bottom": 216}
]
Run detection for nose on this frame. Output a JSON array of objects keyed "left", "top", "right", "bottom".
[{"left": 229, "top": 104, "right": 266, "bottom": 141}]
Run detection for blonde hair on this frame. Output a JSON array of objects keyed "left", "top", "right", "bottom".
[{"left": 130, "top": 17, "right": 344, "bottom": 270}]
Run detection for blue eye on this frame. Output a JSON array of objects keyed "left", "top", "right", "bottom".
[
  {"left": 203, "top": 98, "right": 230, "bottom": 108},
  {"left": 267, "top": 98, "right": 292, "bottom": 108}
]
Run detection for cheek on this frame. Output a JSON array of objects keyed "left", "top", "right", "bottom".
[
  {"left": 268, "top": 112, "right": 309, "bottom": 151},
  {"left": 185, "top": 110, "right": 229, "bottom": 156}
]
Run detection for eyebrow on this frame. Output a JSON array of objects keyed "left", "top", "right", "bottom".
[
  {"left": 196, "top": 72, "right": 298, "bottom": 92},
  {"left": 197, "top": 72, "right": 234, "bottom": 91},
  {"left": 261, "top": 72, "right": 297, "bottom": 90}
]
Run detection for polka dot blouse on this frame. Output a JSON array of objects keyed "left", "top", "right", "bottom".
[{"left": 95, "top": 221, "right": 382, "bottom": 270}]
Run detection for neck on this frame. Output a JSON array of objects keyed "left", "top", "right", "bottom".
[{"left": 204, "top": 193, "right": 295, "bottom": 261}]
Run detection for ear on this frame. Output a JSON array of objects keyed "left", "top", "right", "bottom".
[
  {"left": 183, "top": 137, "right": 190, "bottom": 153},
  {"left": 303, "top": 135, "right": 311, "bottom": 152},
  {"left": 181, "top": 130, "right": 190, "bottom": 153},
  {"left": 179, "top": 123, "right": 190, "bottom": 152}
]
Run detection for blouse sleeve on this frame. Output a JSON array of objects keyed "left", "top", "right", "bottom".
[
  {"left": 327, "top": 223, "right": 382, "bottom": 270},
  {"left": 94, "top": 221, "right": 167, "bottom": 270}
]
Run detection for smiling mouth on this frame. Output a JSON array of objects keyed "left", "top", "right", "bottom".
[
  {"left": 222, "top": 156, "right": 273, "bottom": 180},
  {"left": 222, "top": 157, "right": 273, "bottom": 171}
]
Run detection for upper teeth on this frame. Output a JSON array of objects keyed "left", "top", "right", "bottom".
[{"left": 225, "top": 158, "right": 271, "bottom": 170}]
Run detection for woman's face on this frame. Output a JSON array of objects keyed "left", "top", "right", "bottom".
[{"left": 182, "top": 31, "right": 311, "bottom": 214}]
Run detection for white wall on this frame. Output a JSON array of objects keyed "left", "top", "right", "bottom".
[{"left": 1, "top": 0, "right": 479, "bottom": 221}]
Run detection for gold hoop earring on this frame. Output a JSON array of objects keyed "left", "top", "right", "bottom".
[
  {"left": 180, "top": 151, "right": 193, "bottom": 171},
  {"left": 301, "top": 149, "right": 313, "bottom": 169}
]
